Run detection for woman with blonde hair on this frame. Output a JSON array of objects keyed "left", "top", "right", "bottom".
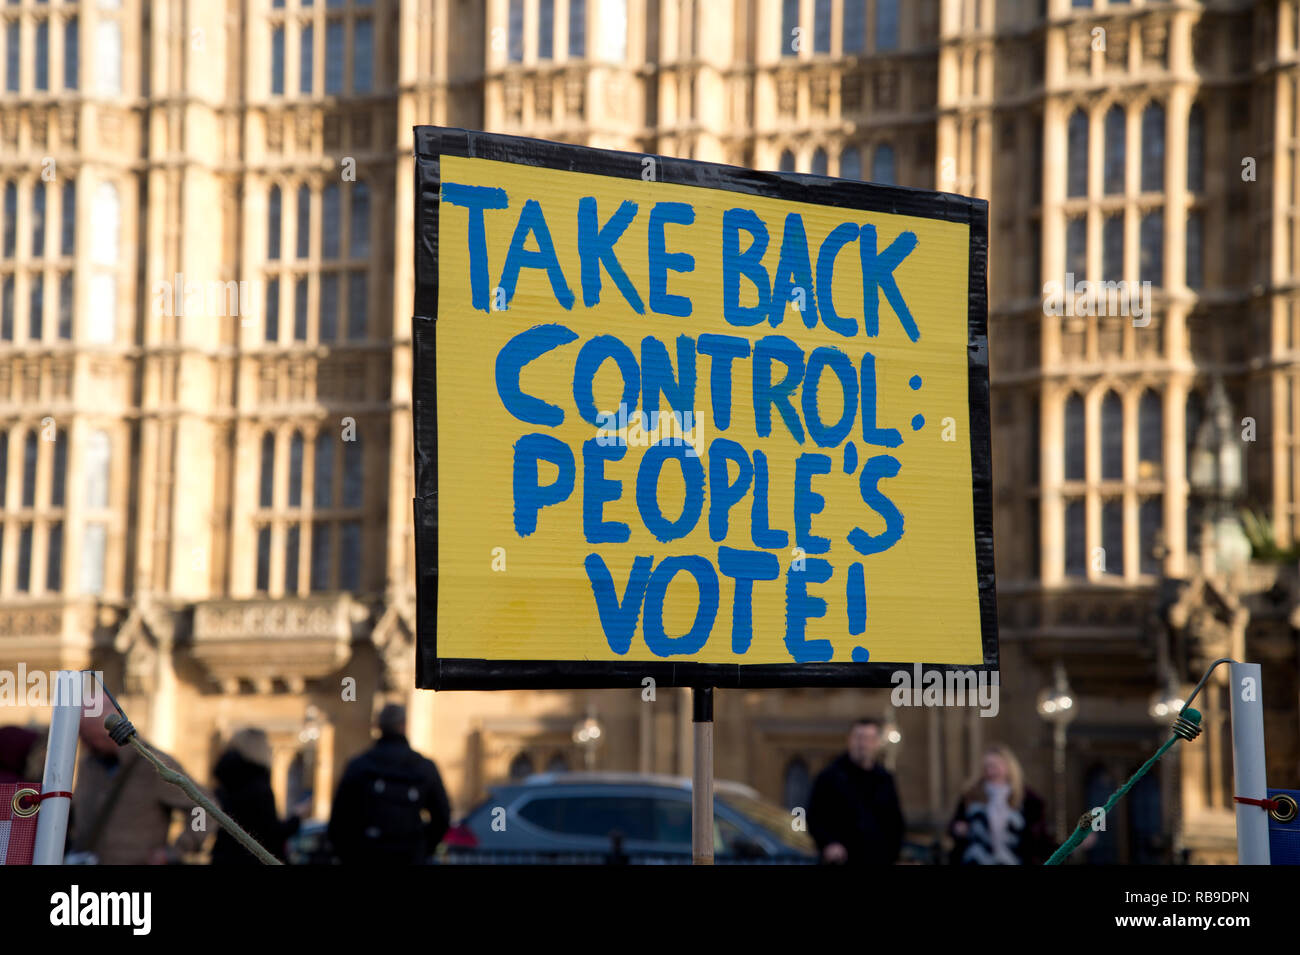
[{"left": 948, "top": 744, "right": 1051, "bottom": 865}]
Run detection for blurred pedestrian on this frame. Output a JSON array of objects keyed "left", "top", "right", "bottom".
[
  {"left": 808, "top": 718, "right": 904, "bottom": 865},
  {"left": 65, "top": 703, "right": 210, "bottom": 864},
  {"left": 211, "top": 728, "right": 302, "bottom": 864},
  {"left": 327, "top": 704, "right": 451, "bottom": 864},
  {"left": 948, "top": 743, "right": 1051, "bottom": 865}
]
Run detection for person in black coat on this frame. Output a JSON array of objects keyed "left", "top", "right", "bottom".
[
  {"left": 808, "top": 718, "right": 905, "bottom": 865},
  {"left": 211, "top": 728, "right": 301, "bottom": 865},
  {"left": 948, "top": 744, "right": 1051, "bottom": 865},
  {"left": 327, "top": 704, "right": 451, "bottom": 865}
]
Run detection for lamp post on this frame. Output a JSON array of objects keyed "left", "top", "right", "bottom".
[
  {"left": 572, "top": 707, "right": 604, "bottom": 771},
  {"left": 1036, "top": 661, "right": 1077, "bottom": 841}
]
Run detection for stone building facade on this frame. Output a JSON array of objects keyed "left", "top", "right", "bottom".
[{"left": 1, "top": 0, "right": 1297, "bottom": 862}]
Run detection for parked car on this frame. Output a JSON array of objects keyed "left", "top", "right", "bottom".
[{"left": 440, "top": 772, "right": 816, "bottom": 864}]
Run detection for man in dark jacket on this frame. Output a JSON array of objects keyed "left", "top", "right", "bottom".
[
  {"left": 808, "top": 718, "right": 904, "bottom": 865},
  {"left": 328, "top": 704, "right": 451, "bottom": 864}
]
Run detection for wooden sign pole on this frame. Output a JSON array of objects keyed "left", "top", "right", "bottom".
[{"left": 692, "top": 686, "right": 714, "bottom": 865}]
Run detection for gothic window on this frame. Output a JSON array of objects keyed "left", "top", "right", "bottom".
[
  {"left": 1141, "top": 102, "right": 1165, "bottom": 192},
  {"left": 1067, "top": 109, "right": 1088, "bottom": 197},
  {"left": 1101, "top": 391, "right": 1122, "bottom": 479},
  {"left": 1064, "top": 393, "right": 1084, "bottom": 480},
  {"left": 872, "top": 143, "right": 895, "bottom": 184},
  {"left": 840, "top": 146, "right": 861, "bottom": 180}
]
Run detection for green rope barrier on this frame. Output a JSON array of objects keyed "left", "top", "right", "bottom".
[{"left": 1044, "top": 707, "right": 1202, "bottom": 866}]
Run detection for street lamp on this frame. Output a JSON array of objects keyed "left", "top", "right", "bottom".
[
  {"left": 1148, "top": 673, "right": 1185, "bottom": 724},
  {"left": 1037, "top": 661, "right": 1078, "bottom": 841},
  {"left": 572, "top": 707, "right": 604, "bottom": 771}
]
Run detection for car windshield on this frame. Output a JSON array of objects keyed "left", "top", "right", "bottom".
[{"left": 719, "top": 792, "right": 816, "bottom": 853}]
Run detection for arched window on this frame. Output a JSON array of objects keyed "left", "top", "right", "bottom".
[
  {"left": 509, "top": 752, "right": 534, "bottom": 780},
  {"left": 311, "top": 520, "right": 332, "bottom": 592},
  {"left": 843, "top": 0, "right": 865, "bottom": 54},
  {"left": 1139, "top": 210, "right": 1163, "bottom": 286},
  {"left": 351, "top": 182, "right": 370, "bottom": 258},
  {"left": 1101, "top": 498, "right": 1123, "bottom": 576},
  {"left": 32, "top": 183, "right": 46, "bottom": 257},
  {"left": 22, "top": 430, "right": 38, "bottom": 507},
  {"left": 811, "top": 148, "right": 828, "bottom": 176},
  {"left": 271, "top": 26, "right": 285, "bottom": 95},
  {"left": 51, "top": 429, "right": 67, "bottom": 508},
  {"left": 1186, "top": 211, "right": 1204, "bottom": 290},
  {"left": 267, "top": 185, "right": 282, "bottom": 260},
  {"left": 876, "top": 0, "right": 900, "bottom": 51},
  {"left": 1065, "top": 499, "right": 1086, "bottom": 577},
  {"left": 1184, "top": 390, "right": 1204, "bottom": 479},
  {"left": 285, "top": 523, "right": 300, "bottom": 594},
  {"left": 314, "top": 433, "right": 334, "bottom": 507},
  {"left": 1101, "top": 391, "right": 1123, "bottom": 480},
  {"left": 780, "top": 0, "right": 798, "bottom": 57},
  {"left": 538, "top": 0, "right": 555, "bottom": 59},
  {"left": 300, "top": 23, "right": 314, "bottom": 94},
  {"left": 1, "top": 275, "right": 11, "bottom": 340},
  {"left": 871, "top": 143, "right": 895, "bottom": 184},
  {"left": 256, "top": 525, "right": 271, "bottom": 591},
  {"left": 1064, "top": 393, "right": 1085, "bottom": 481},
  {"left": 353, "top": 19, "right": 373, "bottom": 93},
  {"left": 2, "top": 182, "right": 15, "bottom": 257},
  {"left": 1067, "top": 109, "right": 1088, "bottom": 197},
  {"left": 293, "top": 276, "right": 308, "bottom": 340},
  {"left": 96, "top": 19, "right": 122, "bottom": 95},
  {"left": 64, "top": 17, "right": 78, "bottom": 91},
  {"left": 840, "top": 146, "right": 861, "bottom": 180},
  {"left": 1104, "top": 106, "right": 1125, "bottom": 194},
  {"left": 1141, "top": 102, "right": 1165, "bottom": 192},
  {"left": 85, "top": 430, "right": 111, "bottom": 509},
  {"left": 1102, "top": 214, "right": 1123, "bottom": 283},
  {"left": 1139, "top": 496, "right": 1163, "bottom": 574},
  {"left": 342, "top": 436, "right": 363, "bottom": 508},
  {"left": 1138, "top": 389, "right": 1162, "bottom": 476},
  {"left": 322, "top": 184, "right": 340, "bottom": 259},
  {"left": 259, "top": 432, "right": 275, "bottom": 508},
  {"left": 91, "top": 183, "right": 120, "bottom": 266},
  {"left": 1065, "top": 216, "right": 1086, "bottom": 280},
  {"left": 568, "top": 0, "right": 586, "bottom": 57},
  {"left": 814, "top": 0, "right": 831, "bottom": 53},
  {"left": 288, "top": 431, "right": 304, "bottom": 508},
  {"left": 778, "top": 149, "right": 795, "bottom": 172},
  {"left": 265, "top": 278, "right": 280, "bottom": 342},
  {"left": 1187, "top": 103, "right": 1204, "bottom": 193},
  {"left": 61, "top": 180, "right": 75, "bottom": 256},
  {"left": 783, "top": 757, "right": 811, "bottom": 810},
  {"left": 296, "top": 185, "right": 311, "bottom": 259},
  {"left": 508, "top": 0, "right": 524, "bottom": 62}
]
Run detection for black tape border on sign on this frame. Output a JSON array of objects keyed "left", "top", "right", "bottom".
[{"left": 412, "top": 126, "right": 997, "bottom": 691}]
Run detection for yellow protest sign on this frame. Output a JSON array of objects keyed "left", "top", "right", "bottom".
[{"left": 413, "top": 128, "right": 995, "bottom": 689}]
